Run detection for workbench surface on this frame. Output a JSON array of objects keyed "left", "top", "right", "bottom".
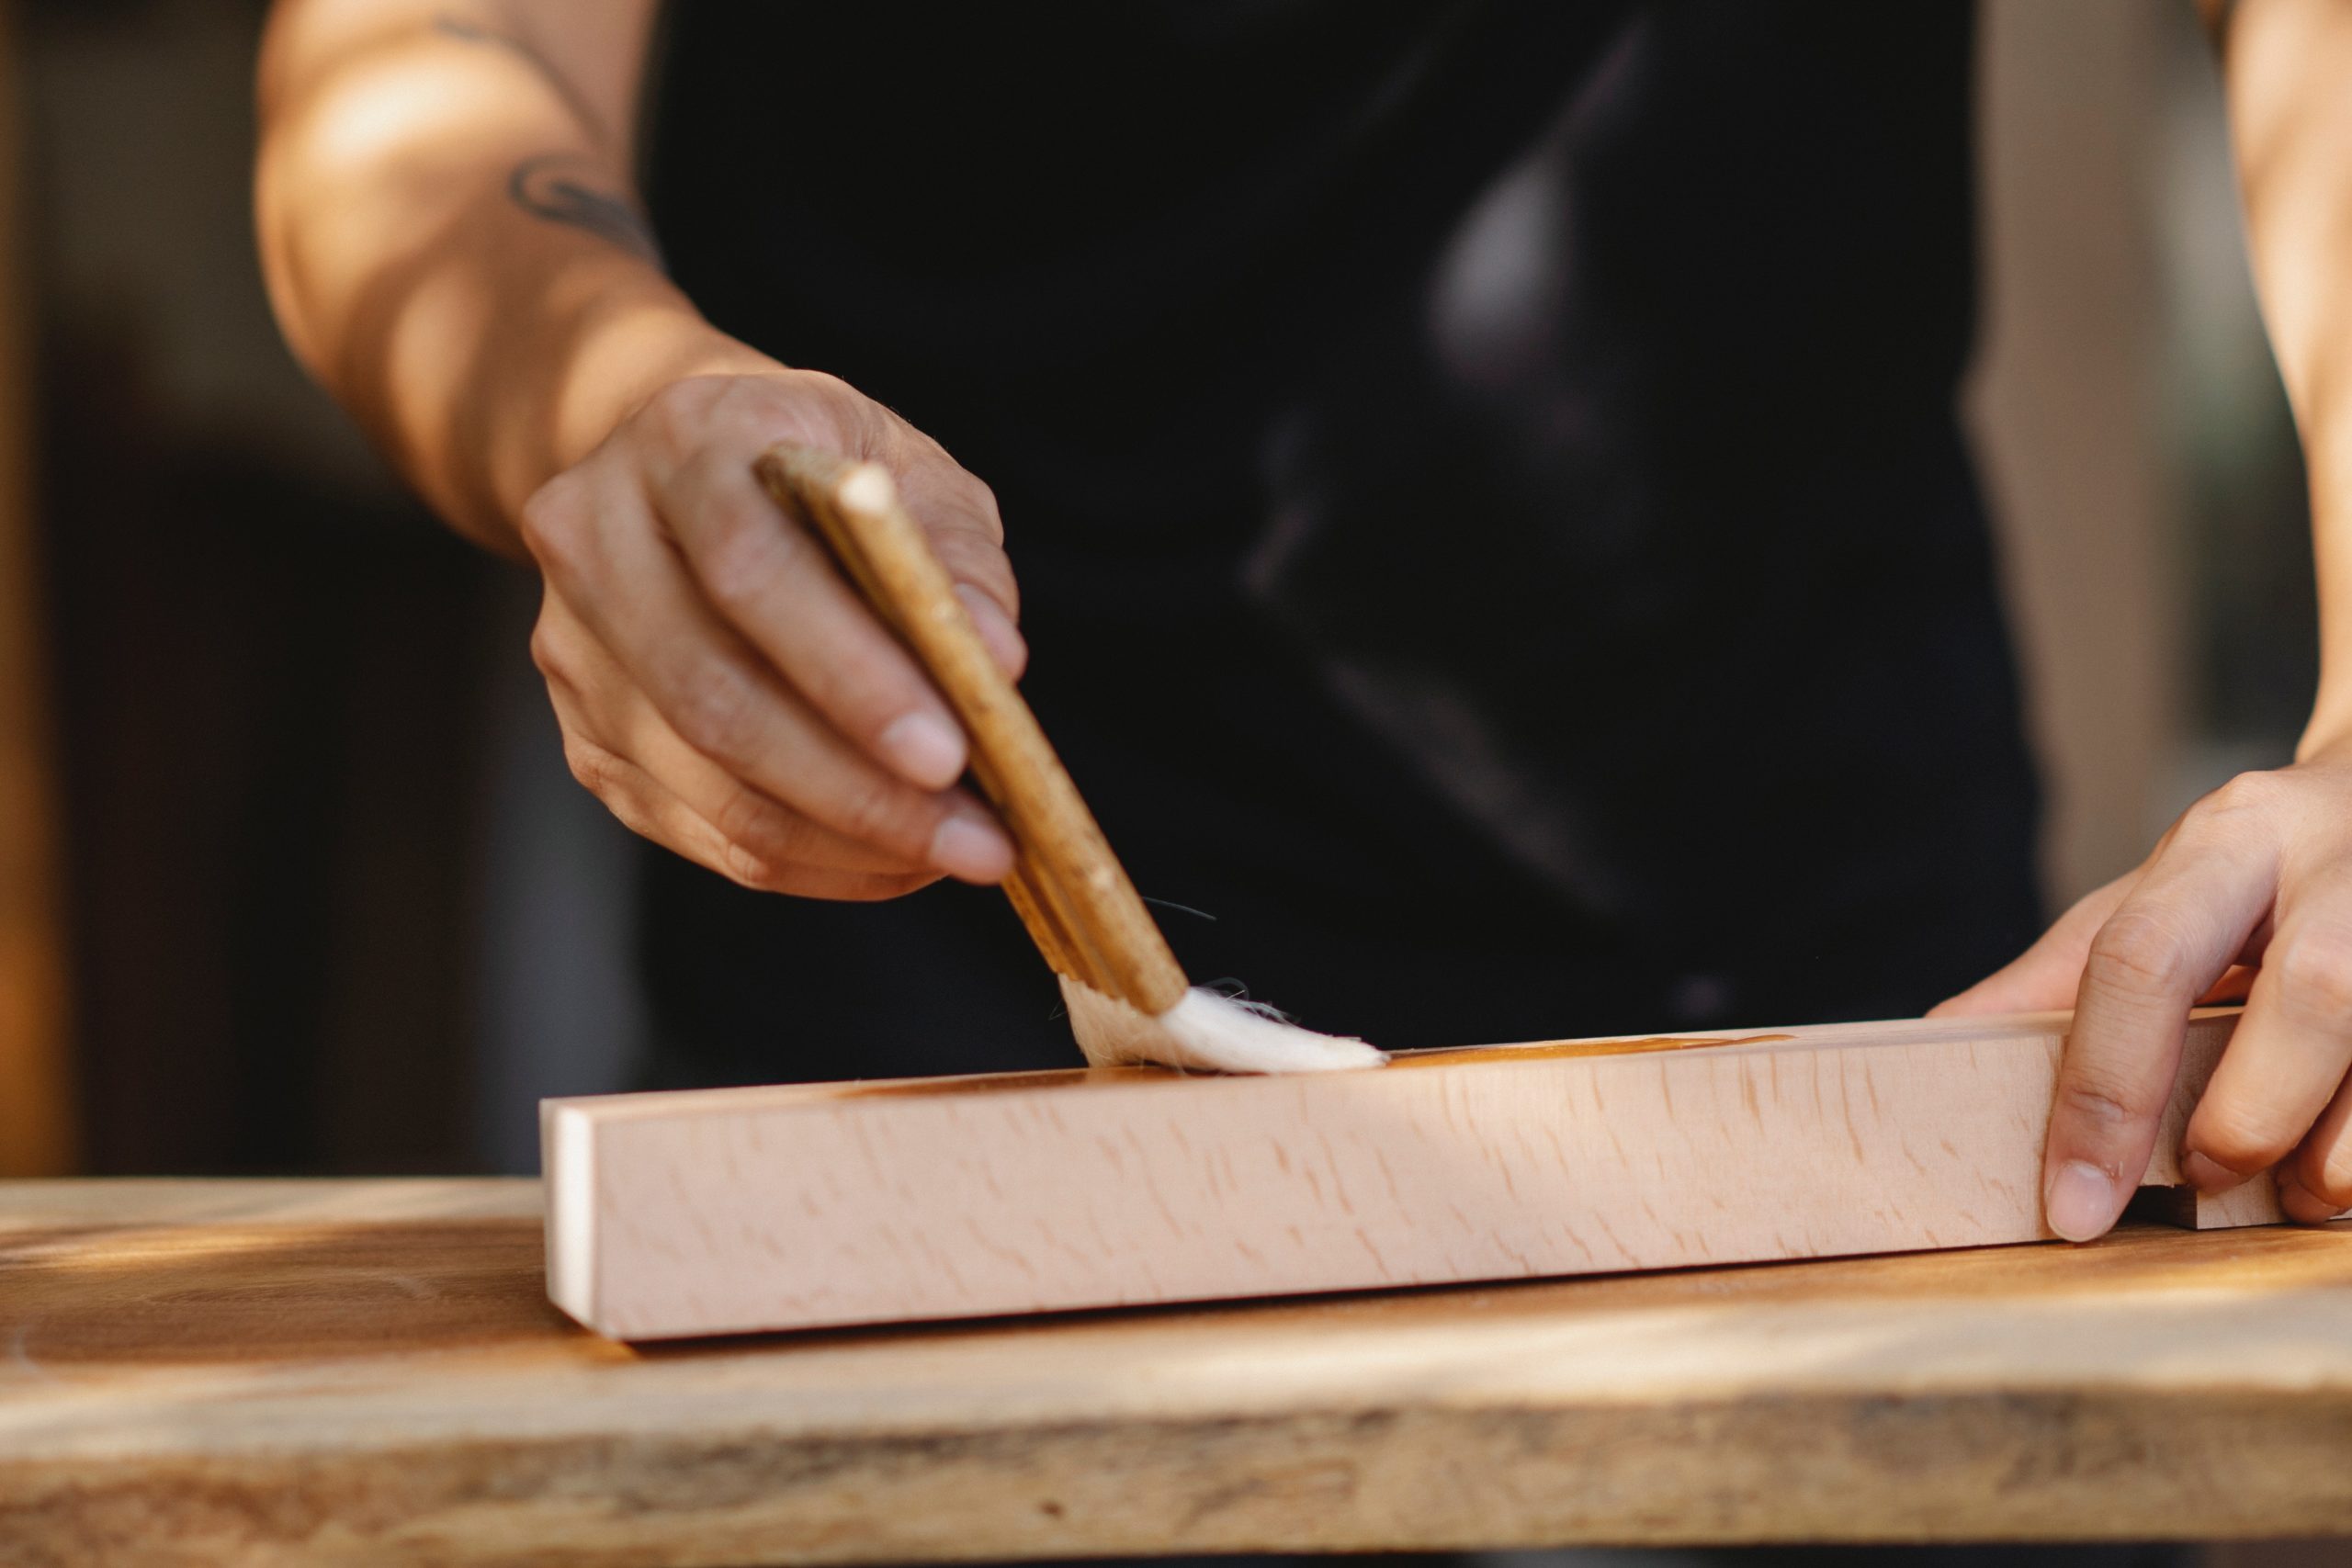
[{"left": 1, "top": 1179, "right": 2347, "bottom": 1564}]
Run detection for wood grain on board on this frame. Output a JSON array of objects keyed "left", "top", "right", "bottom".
[
  {"left": 1, "top": 1178, "right": 2348, "bottom": 1563},
  {"left": 546, "top": 1009, "right": 2269, "bottom": 1340}
]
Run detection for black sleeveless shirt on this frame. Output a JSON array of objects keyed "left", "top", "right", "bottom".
[{"left": 636, "top": 1, "right": 2040, "bottom": 1079}]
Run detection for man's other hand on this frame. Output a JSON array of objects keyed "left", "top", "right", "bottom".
[{"left": 1936, "top": 744, "right": 2352, "bottom": 1238}]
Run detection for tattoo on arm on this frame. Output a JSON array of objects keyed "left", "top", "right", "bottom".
[
  {"left": 509, "top": 152, "right": 662, "bottom": 263},
  {"left": 431, "top": 14, "right": 661, "bottom": 263}
]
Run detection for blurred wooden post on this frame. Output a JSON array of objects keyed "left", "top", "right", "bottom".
[{"left": 0, "top": 0, "right": 77, "bottom": 1176}]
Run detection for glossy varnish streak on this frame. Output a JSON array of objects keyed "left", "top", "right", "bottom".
[{"left": 1387, "top": 1032, "right": 1795, "bottom": 1067}]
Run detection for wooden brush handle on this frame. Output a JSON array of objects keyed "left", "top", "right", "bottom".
[{"left": 754, "top": 444, "right": 1190, "bottom": 1015}]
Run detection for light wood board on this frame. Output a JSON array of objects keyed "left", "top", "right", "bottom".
[
  {"left": 546, "top": 1009, "right": 2274, "bottom": 1339},
  {"left": 0, "top": 1178, "right": 2347, "bottom": 1562}
]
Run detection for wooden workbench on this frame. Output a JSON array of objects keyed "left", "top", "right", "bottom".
[{"left": 1, "top": 1179, "right": 2349, "bottom": 1563}]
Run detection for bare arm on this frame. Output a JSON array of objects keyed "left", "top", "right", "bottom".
[
  {"left": 1940, "top": 0, "right": 2352, "bottom": 1235},
  {"left": 257, "top": 0, "right": 737, "bottom": 550},
  {"left": 257, "top": 0, "right": 1022, "bottom": 896},
  {"left": 2224, "top": 0, "right": 2352, "bottom": 748}
]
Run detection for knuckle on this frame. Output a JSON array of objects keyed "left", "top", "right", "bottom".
[
  {"left": 789, "top": 368, "right": 854, "bottom": 408},
  {"left": 526, "top": 618, "right": 567, "bottom": 684},
  {"left": 639, "top": 378, "right": 713, "bottom": 448},
  {"left": 761, "top": 371, "right": 858, "bottom": 446},
  {"left": 666, "top": 666, "right": 762, "bottom": 762},
  {"left": 2220, "top": 768, "right": 2290, "bottom": 811},
  {"left": 2188, "top": 770, "right": 2288, "bottom": 832},
  {"left": 796, "top": 656, "right": 895, "bottom": 734},
  {"left": 2053, "top": 1075, "right": 2162, "bottom": 1140},
  {"left": 829, "top": 776, "right": 930, "bottom": 853},
  {"left": 709, "top": 375, "right": 813, "bottom": 444},
  {"left": 956, "top": 471, "right": 1005, "bottom": 541},
  {"left": 2269, "top": 924, "right": 2352, "bottom": 1019},
  {"left": 2084, "top": 910, "right": 2195, "bottom": 998},
  {"left": 561, "top": 738, "right": 620, "bottom": 798},
  {"left": 517, "top": 479, "right": 582, "bottom": 568},
  {"left": 710, "top": 784, "right": 797, "bottom": 862},
  {"left": 718, "top": 838, "right": 782, "bottom": 893},
  {"left": 698, "top": 511, "right": 803, "bottom": 613}
]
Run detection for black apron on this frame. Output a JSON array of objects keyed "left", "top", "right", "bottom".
[{"left": 636, "top": 0, "right": 2041, "bottom": 1085}]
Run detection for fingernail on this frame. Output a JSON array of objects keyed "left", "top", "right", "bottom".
[
  {"left": 956, "top": 585, "right": 1028, "bottom": 677},
  {"left": 877, "top": 712, "right": 966, "bottom": 789},
  {"left": 2044, "top": 1160, "right": 2116, "bottom": 1243},
  {"left": 2179, "top": 1149, "right": 2244, "bottom": 1194},
  {"left": 929, "top": 810, "right": 1013, "bottom": 883}
]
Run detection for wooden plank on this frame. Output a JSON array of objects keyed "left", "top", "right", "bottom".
[
  {"left": 0, "top": 0, "right": 74, "bottom": 1176},
  {"left": 2132, "top": 1178, "right": 2287, "bottom": 1230},
  {"left": 2, "top": 1178, "right": 2350, "bottom": 1562},
  {"left": 2131, "top": 1005, "right": 2291, "bottom": 1230},
  {"left": 545, "top": 1010, "right": 2260, "bottom": 1340}
]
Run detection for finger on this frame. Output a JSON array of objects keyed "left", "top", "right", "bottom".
[
  {"left": 2187, "top": 900, "right": 2352, "bottom": 1190},
  {"left": 552, "top": 729, "right": 935, "bottom": 902},
  {"left": 659, "top": 448, "right": 976, "bottom": 792},
  {"left": 2042, "top": 812, "right": 2280, "bottom": 1241},
  {"left": 890, "top": 438, "right": 1008, "bottom": 547},
  {"left": 923, "top": 506, "right": 1020, "bottom": 620},
  {"left": 2287, "top": 1054, "right": 2352, "bottom": 1215},
  {"left": 2278, "top": 1169, "right": 2346, "bottom": 1225},
  {"left": 956, "top": 583, "right": 1028, "bottom": 680},
  {"left": 540, "top": 620, "right": 933, "bottom": 879},
  {"left": 821, "top": 448, "right": 1026, "bottom": 676},
  {"left": 868, "top": 443, "right": 1027, "bottom": 677},
  {"left": 528, "top": 483, "right": 1013, "bottom": 882},
  {"left": 1929, "top": 872, "right": 2137, "bottom": 1017},
  {"left": 1932, "top": 848, "right": 2276, "bottom": 1020}
]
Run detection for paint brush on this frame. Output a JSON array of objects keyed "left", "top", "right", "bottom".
[{"left": 755, "top": 443, "right": 1382, "bottom": 1075}]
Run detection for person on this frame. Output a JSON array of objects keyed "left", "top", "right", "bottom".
[{"left": 255, "top": 0, "right": 2352, "bottom": 1255}]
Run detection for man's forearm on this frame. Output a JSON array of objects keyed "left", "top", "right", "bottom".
[
  {"left": 2216, "top": 0, "right": 2352, "bottom": 750},
  {"left": 256, "top": 0, "right": 766, "bottom": 555}
]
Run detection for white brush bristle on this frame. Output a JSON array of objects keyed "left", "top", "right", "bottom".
[{"left": 1060, "top": 976, "right": 1384, "bottom": 1074}]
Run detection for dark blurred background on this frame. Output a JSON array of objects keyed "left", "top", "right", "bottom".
[
  {"left": 0, "top": 0, "right": 2318, "bottom": 1190},
  {"left": 1, "top": 0, "right": 646, "bottom": 1179}
]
